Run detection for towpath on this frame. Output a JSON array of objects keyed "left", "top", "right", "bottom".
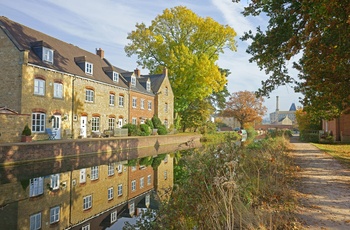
[{"left": 290, "top": 136, "right": 350, "bottom": 229}]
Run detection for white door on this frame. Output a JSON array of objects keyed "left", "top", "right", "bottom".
[
  {"left": 52, "top": 115, "right": 61, "bottom": 140},
  {"left": 118, "top": 118, "right": 123, "bottom": 128},
  {"left": 80, "top": 116, "right": 87, "bottom": 138}
]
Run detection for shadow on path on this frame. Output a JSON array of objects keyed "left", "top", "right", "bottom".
[{"left": 290, "top": 136, "right": 350, "bottom": 229}]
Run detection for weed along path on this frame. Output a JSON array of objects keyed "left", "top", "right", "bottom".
[{"left": 290, "top": 136, "right": 350, "bottom": 229}]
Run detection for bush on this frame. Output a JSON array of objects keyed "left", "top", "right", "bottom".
[
  {"left": 140, "top": 124, "right": 151, "bottom": 136},
  {"left": 157, "top": 125, "right": 168, "bottom": 135},
  {"left": 152, "top": 115, "right": 162, "bottom": 128},
  {"left": 22, "top": 124, "right": 32, "bottom": 136},
  {"left": 145, "top": 119, "right": 154, "bottom": 129},
  {"left": 122, "top": 123, "right": 140, "bottom": 136}
]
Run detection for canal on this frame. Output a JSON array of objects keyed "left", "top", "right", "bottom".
[{"left": 0, "top": 135, "right": 201, "bottom": 230}]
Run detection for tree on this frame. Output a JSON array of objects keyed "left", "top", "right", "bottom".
[
  {"left": 208, "top": 68, "right": 231, "bottom": 114},
  {"left": 239, "top": 0, "right": 350, "bottom": 120},
  {"left": 125, "top": 6, "right": 237, "bottom": 119},
  {"left": 223, "top": 91, "right": 267, "bottom": 128}
]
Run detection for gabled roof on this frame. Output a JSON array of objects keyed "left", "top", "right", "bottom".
[{"left": 0, "top": 16, "right": 128, "bottom": 89}]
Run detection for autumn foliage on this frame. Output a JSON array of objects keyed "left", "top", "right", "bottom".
[{"left": 223, "top": 91, "right": 267, "bottom": 128}]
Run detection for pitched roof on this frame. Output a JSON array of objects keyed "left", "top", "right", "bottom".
[{"left": 0, "top": 16, "right": 128, "bottom": 89}]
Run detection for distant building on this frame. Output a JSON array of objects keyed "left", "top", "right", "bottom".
[{"left": 269, "top": 96, "right": 297, "bottom": 125}]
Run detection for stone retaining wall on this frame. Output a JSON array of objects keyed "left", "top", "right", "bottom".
[{"left": 0, "top": 134, "right": 201, "bottom": 166}]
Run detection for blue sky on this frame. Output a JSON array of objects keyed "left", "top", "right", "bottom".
[{"left": 0, "top": 0, "right": 302, "bottom": 116}]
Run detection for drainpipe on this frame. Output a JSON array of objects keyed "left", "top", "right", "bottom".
[{"left": 71, "top": 76, "right": 76, "bottom": 137}]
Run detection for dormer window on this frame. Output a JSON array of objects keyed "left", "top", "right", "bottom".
[
  {"left": 85, "top": 62, "right": 93, "bottom": 75},
  {"left": 146, "top": 81, "right": 151, "bottom": 92},
  {"left": 113, "top": 72, "right": 119, "bottom": 82},
  {"left": 42, "top": 47, "right": 53, "bottom": 64},
  {"left": 131, "top": 76, "right": 136, "bottom": 86}
]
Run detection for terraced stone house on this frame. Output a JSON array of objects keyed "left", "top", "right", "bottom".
[{"left": 0, "top": 16, "right": 174, "bottom": 142}]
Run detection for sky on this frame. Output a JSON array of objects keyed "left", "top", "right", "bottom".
[{"left": 0, "top": 0, "right": 303, "bottom": 117}]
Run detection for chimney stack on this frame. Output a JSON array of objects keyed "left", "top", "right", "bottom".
[
  {"left": 96, "top": 48, "right": 104, "bottom": 58},
  {"left": 134, "top": 68, "right": 141, "bottom": 77},
  {"left": 276, "top": 96, "right": 279, "bottom": 111}
]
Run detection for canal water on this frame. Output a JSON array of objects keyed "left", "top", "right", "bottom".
[{"left": 0, "top": 152, "right": 174, "bottom": 230}]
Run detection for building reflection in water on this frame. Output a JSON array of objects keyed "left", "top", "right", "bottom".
[{"left": 0, "top": 152, "right": 174, "bottom": 230}]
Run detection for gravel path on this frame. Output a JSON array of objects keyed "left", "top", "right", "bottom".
[{"left": 290, "top": 136, "right": 350, "bottom": 229}]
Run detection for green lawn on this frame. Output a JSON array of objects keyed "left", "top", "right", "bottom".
[{"left": 313, "top": 143, "right": 350, "bottom": 168}]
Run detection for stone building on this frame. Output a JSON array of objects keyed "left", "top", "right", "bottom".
[
  {"left": 0, "top": 16, "right": 174, "bottom": 142},
  {"left": 269, "top": 96, "right": 297, "bottom": 125}
]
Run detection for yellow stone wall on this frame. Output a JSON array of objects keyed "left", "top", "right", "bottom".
[{"left": 155, "top": 77, "right": 174, "bottom": 128}]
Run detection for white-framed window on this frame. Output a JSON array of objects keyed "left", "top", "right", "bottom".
[
  {"left": 164, "top": 119, "right": 169, "bottom": 128},
  {"left": 129, "top": 202, "right": 135, "bottom": 215},
  {"left": 85, "top": 89, "right": 94, "bottom": 102},
  {"left": 111, "top": 210, "right": 118, "bottom": 223},
  {"left": 92, "top": 117, "right": 100, "bottom": 132},
  {"left": 108, "top": 163, "right": 115, "bottom": 176},
  {"left": 131, "top": 76, "right": 136, "bottom": 86},
  {"left": 43, "top": 47, "right": 54, "bottom": 64},
  {"left": 82, "top": 224, "right": 90, "bottom": 230},
  {"left": 119, "top": 95, "right": 124, "bottom": 107},
  {"left": 131, "top": 166, "right": 137, "bottom": 171},
  {"left": 30, "top": 212, "right": 41, "bottom": 230},
  {"left": 83, "top": 195, "right": 92, "bottom": 210},
  {"left": 148, "top": 101, "right": 152, "bottom": 110},
  {"left": 165, "top": 103, "right": 168, "bottom": 112},
  {"left": 113, "top": 72, "right": 119, "bottom": 82},
  {"left": 140, "top": 99, "right": 145, "bottom": 109},
  {"left": 50, "top": 174, "right": 60, "bottom": 190},
  {"left": 108, "top": 118, "right": 115, "bottom": 130},
  {"left": 85, "top": 62, "right": 93, "bottom": 75},
  {"left": 50, "top": 206, "right": 60, "bottom": 224},
  {"left": 29, "top": 177, "right": 44, "bottom": 197},
  {"left": 132, "top": 118, "right": 137, "bottom": 125},
  {"left": 118, "top": 184, "right": 123, "bottom": 196},
  {"left": 147, "top": 175, "right": 151, "bottom": 185},
  {"left": 164, "top": 154, "right": 168, "bottom": 163},
  {"left": 146, "top": 81, "right": 151, "bottom": 91},
  {"left": 165, "top": 87, "right": 168, "bottom": 96},
  {"left": 117, "top": 163, "right": 123, "bottom": 174},
  {"left": 164, "top": 170, "right": 168, "bottom": 180},
  {"left": 131, "top": 180, "right": 136, "bottom": 191},
  {"left": 53, "top": 82, "right": 63, "bottom": 98},
  {"left": 80, "top": 168, "right": 86, "bottom": 183},
  {"left": 108, "top": 187, "right": 114, "bottom": 200},
  {"left": 132, "top": 98, "right": 137, "bottom": 108},
  {"left": 140, "top": 177, "right": 144, "bottom": 189},
  {"left": 34, "top": 78, "right": 45, "bottom": 96},
  {"left": 109, "top": 94, "right": 115, "bottom": 106},
  {"left": 32, "top": 113, "right": 45, "bottom": 133},
  {"left": 91, "top": 166, "right": 99, "bottom": 180}
]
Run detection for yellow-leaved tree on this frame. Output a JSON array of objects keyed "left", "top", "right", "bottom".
[{"left": 125, "top": 6, "right": 237, "bottom": 127}]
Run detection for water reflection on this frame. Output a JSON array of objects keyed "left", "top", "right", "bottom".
[{"left": 0, "top": 153, "right": 174, "bottom": 230}]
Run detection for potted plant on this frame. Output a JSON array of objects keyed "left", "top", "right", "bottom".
[{"left": 21, "top": 124, "right": 32, "bottom": 142}]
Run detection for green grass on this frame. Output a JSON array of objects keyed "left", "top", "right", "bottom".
[{"left": 313, "top": 143, "right": 350, "bottom": 168}]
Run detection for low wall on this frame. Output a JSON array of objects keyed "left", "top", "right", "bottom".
[{"left": 0, "top": 134, "right": 201, "bottom": 166}]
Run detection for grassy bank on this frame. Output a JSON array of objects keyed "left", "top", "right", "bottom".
[
  {"left": 128, "top": 134, "right": 299, "bottom": 229},
  {"left": 313, "top": 143, "right": 350, "bottom": 168}
]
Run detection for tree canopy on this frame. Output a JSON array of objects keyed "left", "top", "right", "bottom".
[
  {"left": 125, "top": 6, "right": 237, "bottom": 116},
  {"left": 223, "top": 91, "right": 267, "bottom": 128},
  {"left": 239, "top": 0, "right": 350, "bottom": 120}
]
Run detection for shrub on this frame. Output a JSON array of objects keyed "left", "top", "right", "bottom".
[
  {"left": 157, "top": 125, "right": 168, "bottom": 135},
  {"left": 22, "top": 124, "right": 32, "bottom": 136},
  {"left": 145, "top": 119, "right": 154, "bottom": 129},
  {"left": 140, "top": 124, "right": 151, "bottom": 136},
  {"left": 122, "top": 123, "right": 140, "bottom": 136},
  {"left": 152, "top": 115, "right": 162, "bottom": 128}
]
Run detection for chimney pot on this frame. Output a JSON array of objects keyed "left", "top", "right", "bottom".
[{"left": 134, "top": 68, "right": 141, "bottom": 77}]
